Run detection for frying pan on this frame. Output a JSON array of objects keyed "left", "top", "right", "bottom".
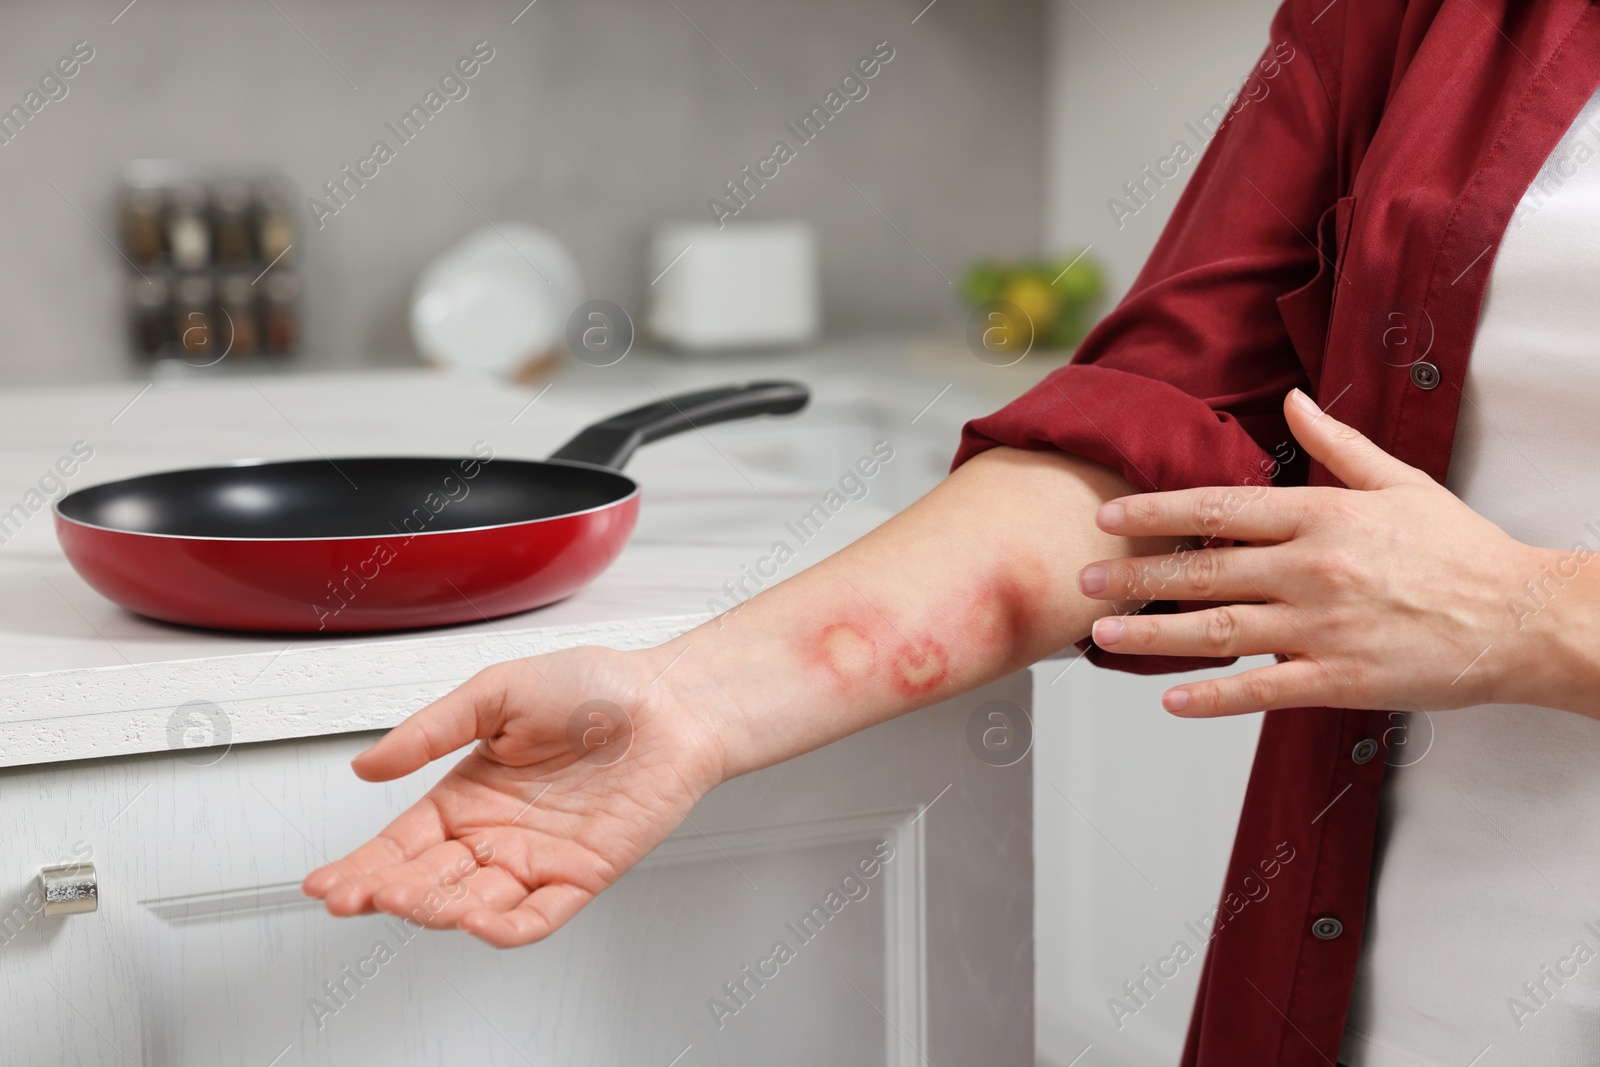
[{"left": 54, "top": 381, "right": 808, "bottom": 633}]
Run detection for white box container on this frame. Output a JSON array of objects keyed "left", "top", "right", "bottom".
[{"left": 647, "top": 221, "right": 819, "bottom": 350}]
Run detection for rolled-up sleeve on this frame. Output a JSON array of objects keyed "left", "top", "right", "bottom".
[{"left": 954, "top": 0, "right": 1338, "bottom": 673}]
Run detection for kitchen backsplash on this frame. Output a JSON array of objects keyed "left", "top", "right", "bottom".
[{"left": 0, "top": 0, "right": 1044, "bottom": 384}]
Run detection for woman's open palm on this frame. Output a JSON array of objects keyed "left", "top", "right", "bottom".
[{"left": 301, "top": 647, "right": 721, "bottom": 948}]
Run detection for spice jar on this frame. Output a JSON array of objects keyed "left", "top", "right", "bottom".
[
  {"left": 261, "top": 271, "right": 299, "bottom": 355},
  {"left": 128, "top": 275, "right": 170, "bottom": 357},
  {"left": 254, "top": 179, "right": 295, "bottom": 269},
  {"left": 121, "top": 187, "right": 165, "bottom": 268},
  {"left": 172, "top": 274, "right": 217, "bottom": 362},
  {"left": 216, "top": 273, "right": 259, "bottom": 358},
  {"left": 166, "top": 184, "right": 210, "bottom": 272},
  {"left": 211, "top": 180, "right": 254, "bottom": 268}
]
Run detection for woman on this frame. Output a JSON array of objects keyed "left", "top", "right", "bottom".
[{"left": 304, "top": 1, "right": 1600, "bottom": 1063}]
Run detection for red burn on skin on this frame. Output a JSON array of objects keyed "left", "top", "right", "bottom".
[
  {"left": 940, "top": 558, "right": 1050, "bottom": 670},
  {"left": 803, "top": 562, "right": 1044, "bottom": 698},
  {"left": 805, "top": 622, "right": 878, "bottom": 688},
  {"left": 968, "top": 564, "right": 1045, "bottom": 652},
  {"left": 801, "top": 619, "right": 949, "bottom": 696},
  {"left": 891, "top": 638, "right": 950, "bottom": 696}
]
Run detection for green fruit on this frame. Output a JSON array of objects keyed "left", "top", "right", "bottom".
[
  {"left": 962, "top": 263, "right": 1006, "bottom": 307},
  {"left": 1054, "top": 253, "right": 1104, "bottom": 304},
  {"left": 1050, "top": 309, "right": 1086, "bottom": 349}
]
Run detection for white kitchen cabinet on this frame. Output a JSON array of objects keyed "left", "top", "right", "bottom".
[
  {"left": 1034, "top": 657, "right": 1264, "bottom": 1067},
  {"left": 0, "top": 674, "right": 1030, "bottom": 1067}
]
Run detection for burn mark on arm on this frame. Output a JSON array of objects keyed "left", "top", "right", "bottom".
[
  {"left": 890, "top": 638, "right": 950, "bottom": 696},
  {"left": 800, "top": 557, "right": 1050, "bottom": 700},
  {"left": 806, "top": 622, "right": 878, "bottom": 687}
]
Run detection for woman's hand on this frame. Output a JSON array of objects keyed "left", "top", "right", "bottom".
[
  {"left": 1077, "top": 388, "right": 1596, "bottom": 718},
  {"left": 301, "top": 645, "right": 725, "bottom": 948}
]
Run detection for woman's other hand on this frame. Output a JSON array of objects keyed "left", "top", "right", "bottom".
[{"left": 1077, "top": 389, "right": 1600, "bottom": 717}]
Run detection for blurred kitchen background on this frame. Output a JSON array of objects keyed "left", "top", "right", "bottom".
[
  {"left": 2, "top": 0, "right": 1050, "bottom": 379},
  {"left": 0, "top": 0, "right": 1280, "bottom": 1063}
]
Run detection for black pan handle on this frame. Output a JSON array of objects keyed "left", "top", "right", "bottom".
[{"left": 548, "top": 381, "right": 810, "bottom": 469}]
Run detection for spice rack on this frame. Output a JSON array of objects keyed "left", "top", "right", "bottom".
[{"left": 119, "top": 161, "right": 301, "bottom": 365}]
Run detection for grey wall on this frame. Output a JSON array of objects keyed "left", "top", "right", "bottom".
[
  {"left": 1042, "top": 0, "right": 1281, "bottom": 301},
  {"left": 0, "top": 0, "right": 1045, "bottom": 385}
]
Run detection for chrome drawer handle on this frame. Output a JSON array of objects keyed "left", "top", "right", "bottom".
[{"left": 39, "top": 863, "right": 97, "bottom": 917}]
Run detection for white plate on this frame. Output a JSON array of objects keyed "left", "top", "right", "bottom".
[{"left": 410, "top": 223, "right": 582, "bottom": 376}]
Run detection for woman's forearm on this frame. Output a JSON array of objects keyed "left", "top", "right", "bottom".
[
  {"left": 659, "top": 445, "right": 1185, "bottom": 779},
  {"left": 307, "top": 445, "right": 1185, "bottom": 946}
]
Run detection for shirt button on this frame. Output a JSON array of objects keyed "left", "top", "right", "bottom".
[
  {"left": 1409, "top": 361, "right": 1440, "bottom": 390},
  {"left": 1312, "top": 916, "right": 1344, "bottom": 940},
  {"left": 1351, "top": 738, "right": 1378, "bottom": 764}
]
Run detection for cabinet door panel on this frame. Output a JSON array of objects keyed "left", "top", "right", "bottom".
[{"left": 0, "top": 759, "right": 146, "bottom": 1066}]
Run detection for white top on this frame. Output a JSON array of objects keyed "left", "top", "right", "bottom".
[{"left": 1340, "top": 88, "right": 1600, "bottom": 1065}]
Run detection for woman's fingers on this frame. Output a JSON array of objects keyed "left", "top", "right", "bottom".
[
  {"left": 460, "top": 883, "right": 595, "bottom": 949},
  {"left": 1094, "top": 388, "right": 1434, "bottom": 545},
  {"left": 365, "top": 841, "right": 529, "bottom": 926},
  {"left": 1283, "top": 387, "right": 1431, "bottom": 491},
  {"left": 1096, "top": 485, "right": 1319, "bottom": 543},
  {"left": 303, "top": 795, "right": 448, "bottom": 905},
  {"left": 1162, "top": 659, "right": 1340, "bottom": 717},
  {"left": 1079, "top": 546, "right": 1280, "bottom": 604},
  {"left": 1091, "top": 604, "right": 1286, "bottom": 660},
  {"left": 352, "top": 661, "right": 533, "bottom": 781}
]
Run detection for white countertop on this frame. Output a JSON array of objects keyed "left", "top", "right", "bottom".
[{"left": 0, "top": 337, "right": 1056, "bottom": 767}]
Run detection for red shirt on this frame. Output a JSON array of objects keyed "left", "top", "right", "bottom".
[{"left": 953, "top": 1, "right": 1600, "bottom": 1062}]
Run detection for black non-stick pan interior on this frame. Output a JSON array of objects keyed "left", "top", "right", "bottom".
[{"left": 56, "top": 458, "right": 636, "bottom": 539}]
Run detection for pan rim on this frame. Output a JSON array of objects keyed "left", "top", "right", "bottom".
[{"left": 52, "top": 456, "right": 640, "bottom": 543}]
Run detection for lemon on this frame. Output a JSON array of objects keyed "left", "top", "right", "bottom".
[{"left": 999, "top": 276, "right": 1057, "bottom": 341}]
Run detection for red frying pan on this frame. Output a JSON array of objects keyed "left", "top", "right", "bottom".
[{"left": 55, "top": 381, "right": 808, "bottom": 633}]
